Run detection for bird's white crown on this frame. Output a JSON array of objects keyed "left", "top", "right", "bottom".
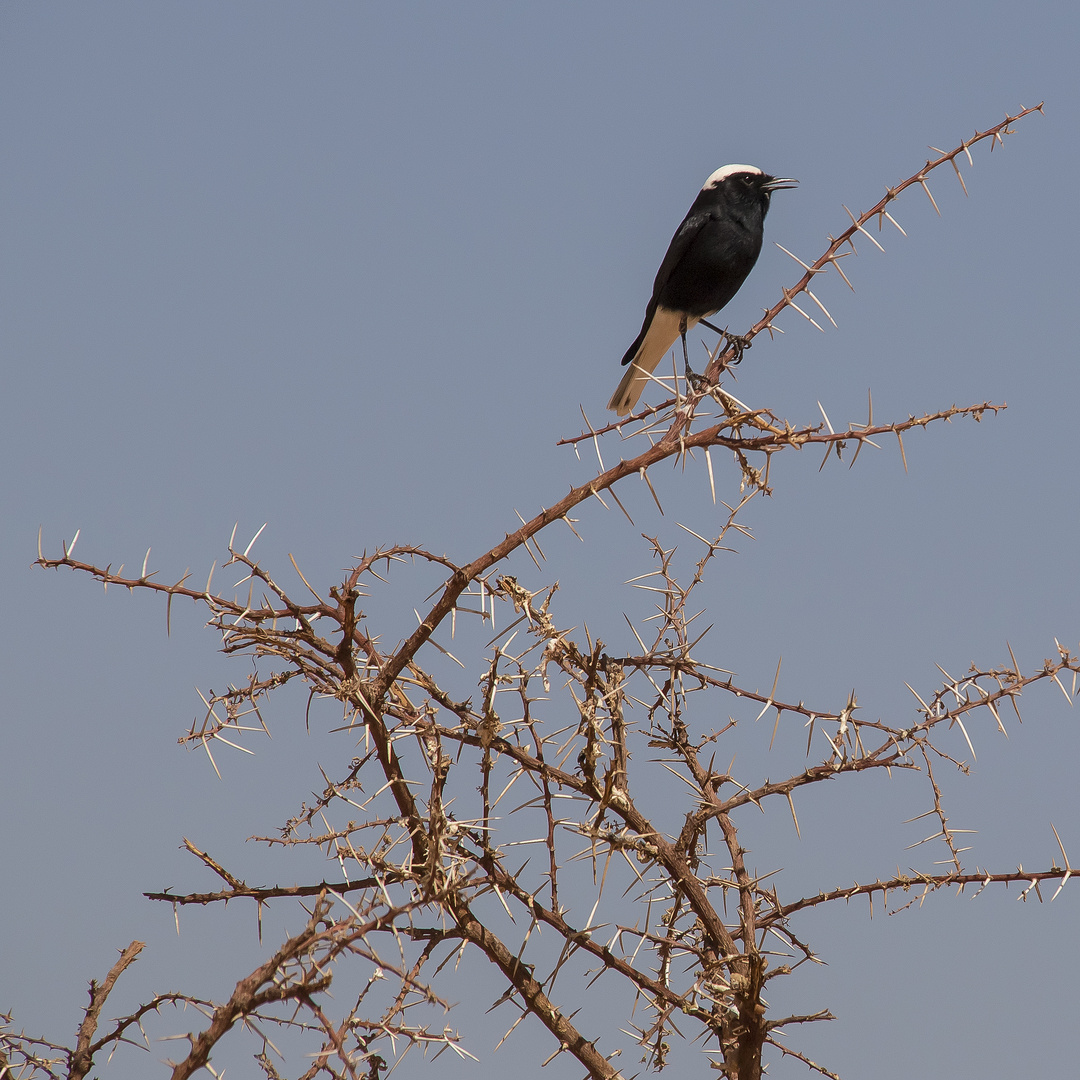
[{"left": 702, "top": 164, "right": 763, "bottom": 189}]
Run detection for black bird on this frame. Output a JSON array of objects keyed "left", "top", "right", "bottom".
[{"left": 607, "top": 165, "right": 796, "bottom": 415}]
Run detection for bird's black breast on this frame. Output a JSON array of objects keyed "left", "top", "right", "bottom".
[{"left": 654, "top": 200, "right": 766, "bottom": 318}]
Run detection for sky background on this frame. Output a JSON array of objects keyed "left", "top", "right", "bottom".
[{"left": 1, "top": 3, "right": 1077, "bottom": 1078}]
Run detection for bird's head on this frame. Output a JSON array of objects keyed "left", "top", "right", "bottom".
[{"left": 702, "top": 165, "right": 798, "bottom": 211}]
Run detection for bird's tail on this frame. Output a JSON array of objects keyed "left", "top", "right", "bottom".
[
  {"left": 607, "top": 363, "right": 648, "bottom": 416},
  {"left": 607, "top": 305, "right": 691, "bottom": 416}
]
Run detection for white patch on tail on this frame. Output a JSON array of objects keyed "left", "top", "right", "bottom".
[{"left": 607, "top": 307, "right": 700, "bottom": 416}]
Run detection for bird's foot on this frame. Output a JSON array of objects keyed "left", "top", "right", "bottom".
[
  {"left": 721, "top": 332, "right": 752, "bottom": 365},
  {"left": 683, "top": 360, "right": 708, "bottom": 395}
]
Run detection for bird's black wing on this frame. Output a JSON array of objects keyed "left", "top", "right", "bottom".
[
  {"left": 647, "top": 211, "right": 710, "bottom": 304},
  {"left": 618, "top": 212, "right": 710, "bottom": 369}
]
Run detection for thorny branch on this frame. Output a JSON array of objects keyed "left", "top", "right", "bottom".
[{"left": 14, "top": 105, "right": 1073, "bottom": 1080}]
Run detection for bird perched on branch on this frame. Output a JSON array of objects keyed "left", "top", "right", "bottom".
[{"left": 607, "top": 165, "right": 796, "bottom": 416}]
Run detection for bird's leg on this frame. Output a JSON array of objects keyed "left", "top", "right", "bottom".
[{"left": 680, "top": 316, "right": 706, "bottom": 393}]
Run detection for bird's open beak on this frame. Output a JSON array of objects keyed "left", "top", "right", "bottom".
[{"left": 762, "top": 176, "right": 798, "bottom": 192}]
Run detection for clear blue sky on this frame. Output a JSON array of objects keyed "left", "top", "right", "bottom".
[{"left": 1, "top": 3, "right": 1076, "bottom": 1078}]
